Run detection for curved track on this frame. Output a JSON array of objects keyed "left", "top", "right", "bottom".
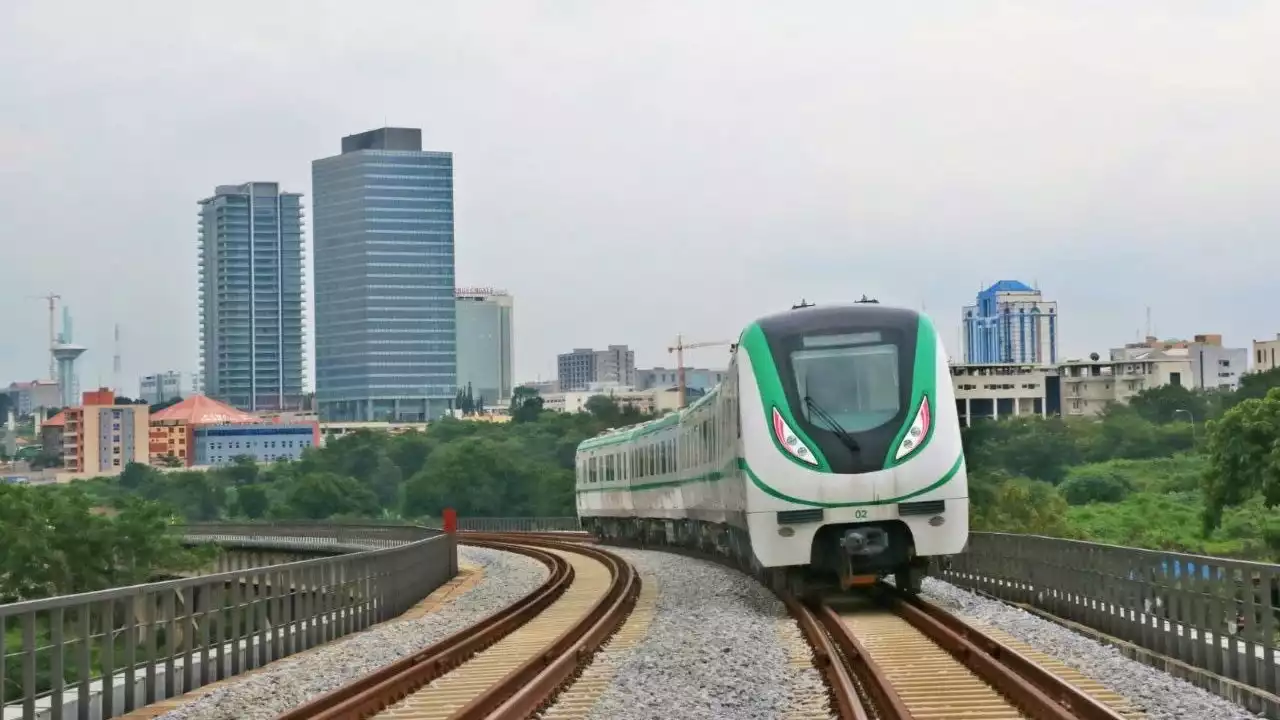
[
  {"left": 276, "top": 534, "right": 638, "bottom": 720},
  {"left": 590, "top": 533, "right": 1144, "bottom": 719}
]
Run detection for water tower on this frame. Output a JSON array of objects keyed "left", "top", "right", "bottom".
[{"left": 52, "top": 307, "right": 86, "bottom": 408}]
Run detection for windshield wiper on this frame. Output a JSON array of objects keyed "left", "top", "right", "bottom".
[{"left": 804, "top": 395, "right": 860, "bottom": 453}]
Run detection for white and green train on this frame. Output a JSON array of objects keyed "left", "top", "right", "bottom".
[{"left": 574, "top": 301, "right": 969, "bottom": 594}]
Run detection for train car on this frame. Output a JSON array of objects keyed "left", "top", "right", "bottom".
[{"left": 575, "top": 301, "right": 969, "bottom": 594}]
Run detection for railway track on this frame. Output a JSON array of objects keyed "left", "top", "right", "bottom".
[
  {"left": 788, "top": 585, "right": 1144, "bottom": 720},
  {"left": 275, "top": 533, "right": 638, "bottom": 720}
]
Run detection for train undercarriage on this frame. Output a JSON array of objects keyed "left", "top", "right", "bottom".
[{"left": 581, "top": 515, "right": 937, "bottom": 598}]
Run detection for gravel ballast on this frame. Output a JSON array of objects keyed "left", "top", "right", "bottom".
[
  {"left": 579, "top": 548, "right": 823, "bottom": 720},
  {"left": 156, "top": 545, "right": 548, "bottom": 720},
  {"left": 922, "top": 577, "right": 1262, "bottom": 720}
]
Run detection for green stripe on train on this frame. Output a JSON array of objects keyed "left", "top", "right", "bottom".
[{"left": 576, "top": 453, "right": 964, "bottom": 508}]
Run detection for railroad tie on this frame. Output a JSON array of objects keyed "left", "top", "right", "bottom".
[
  {"left": 378, "top": 550, "right": 613, "bottom": 720},
  {"left": 842, "top": 612, "right": 1025, "bottom": 719},
  {"left": 966, "top": 622, "right": 1145, "bottom": 719},
  {"left": 538, "top": 571, "right": 660, "bottom": 719}
]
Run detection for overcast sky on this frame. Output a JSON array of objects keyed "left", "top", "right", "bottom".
[{"left": 2, "top": 1, "right": 1278, "bottom": 392}]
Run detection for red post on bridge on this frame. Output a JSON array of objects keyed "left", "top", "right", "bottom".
[{"left": 443, "top": 508, "right": 458, "bottom": 576}]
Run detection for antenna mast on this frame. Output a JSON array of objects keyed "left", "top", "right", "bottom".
[
  {"left": 29, "top": 292, "right": 61, "bottom": 380},
  {"left": 113, "top": 324, "right": 122, "bottom": 395}
]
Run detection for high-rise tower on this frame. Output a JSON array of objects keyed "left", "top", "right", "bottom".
[
  {"left": 455, "top": 288, "right": 514, "bottom": 404},
  {"left": 312, "top": 128, "right": 456, "bottom": 422},
  {"left": 961, "top": 280, "right": 1059, "bottom": 364},
  {"left": 198, "top": 182, "right": 306, "bottom": 411}
]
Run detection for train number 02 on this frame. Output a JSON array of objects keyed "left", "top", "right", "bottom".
[{"left": 854, "top": 509, "right": 868, "bottom": 519}]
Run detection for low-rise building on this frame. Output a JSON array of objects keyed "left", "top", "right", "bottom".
[
  {"left": 139, "top": 371, "right": 188, "bottom": 405},
  {"left": 1059, "top": 352, "right": 1192, "bottom": 417},
  {"left": 634, "top": 367, "right": 727, "bottom": 394},
  {"left": 517, "top": 379, "right": 559, "bottom": 395},
  {"left": 1112, "top": 334, "right": 1246, "bottom": 391},
  {"left": 7, "top": 380, "right": 60, "bottom": 417},
  {"left": 541, "top": 385, "right": 683, "bottom": 415},
  {"left": 949, "top": 363, "right": 1060, "bottom": 426},
  {"left": 193, "top": 423, "right": 320, "bottom": 466},
  {"left": 1253, "top": 334, "right": 1280, "bottom": 373},
  {"left": 62, "top": 389, "right": 150, "bottom": 474}
]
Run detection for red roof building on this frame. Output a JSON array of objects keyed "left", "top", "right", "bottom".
[{"left": 149, "top": 395, "right": 259, "bottom": 466}]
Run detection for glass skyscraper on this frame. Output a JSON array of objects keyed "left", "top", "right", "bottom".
[
  {"left": 456, "top": 288, "right": 514, "bottom": 404},
  {"left": 312, "top": 127, "right": 456, "bottom": 421},
  {"left": 197, "top": 182, "right": 306, "bottom": 411}
]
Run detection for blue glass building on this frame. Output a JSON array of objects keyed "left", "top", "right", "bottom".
[
  {"left": 962, "top": 280, "right": 1058, "bottom": 365},
  {"left": 197, "top": 182, "right": 306, "bottom": 411},
  {"left": 312, "top": 128, "right": 456, "bottom": 421}
]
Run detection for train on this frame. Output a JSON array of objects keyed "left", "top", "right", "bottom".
[{"left": 574, "top": 300, "right": 970, "bottom": 595}]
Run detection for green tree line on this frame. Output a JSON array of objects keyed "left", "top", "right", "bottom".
[{"left": 965, "top": 368, "right": 1280, "bottom": 559}]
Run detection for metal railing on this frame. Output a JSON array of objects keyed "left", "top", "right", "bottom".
[
  {"left": 941, "top": 532, "right": 1279, "bottom": 716},
  {"left": 1, "top": 522, "right": 454, "bottom": 720},
  {"left": 456, "top": 517, "right": 582, "bottom": 533}
]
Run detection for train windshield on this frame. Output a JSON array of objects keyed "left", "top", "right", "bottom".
[{"left": 791, "top": 334, "right": 901, "bottom": 433}]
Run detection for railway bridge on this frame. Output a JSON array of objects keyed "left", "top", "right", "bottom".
[{"left": 1, "top": 518, "right": 1276, "bottom": 720}]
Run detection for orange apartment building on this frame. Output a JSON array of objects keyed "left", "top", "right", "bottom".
[{"left": 62, "top": 389, "right": 151, "bottom": 474}]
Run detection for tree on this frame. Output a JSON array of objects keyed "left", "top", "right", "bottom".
[
  {"left": 584, "top": 394, "right": 621, "bottom": 425},
  {"left": 974, "top": 476, "right": 1072, "bottom": 536},
  {"left": 1128, "top": 384, "right": 1210, "bottom": 425},
  {"left": 119, "top": 461, "right": 155, "bottom": 490},
  {"left": 224, "top": 455, "right": 260, "bottom": 485},
  {"left": 369, "top": 454, "right": 404, "bottom": 510},
  {"left": 1059, "top": 469, "right": 1134, "bottom": 505},
  {"left": 509, "top": 386, "right": 544, "bottom": 423},
  {"left": 283, "top": 472, "right": 380, "bottom": 519},
  {"left": 1201, "top": 387, "right": 1280, "bottom": 532},
  {"left": 235, "top": 484, "right": 270, "bottom": 519}
]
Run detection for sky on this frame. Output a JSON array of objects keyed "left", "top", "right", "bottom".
[{"left": 2, "top": 1, "right": 1279, "bottom": 392}]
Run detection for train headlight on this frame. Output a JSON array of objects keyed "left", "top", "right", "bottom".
[
  {"left": 893, "top": 396, "right": 932, "bottom": 461},
  {"left": 772, "top": 408, "right": 818, "bottom": 465}
]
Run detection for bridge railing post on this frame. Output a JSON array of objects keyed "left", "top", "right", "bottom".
[{"left": 444, "top": 508, "right": 458, "bottom": 576}]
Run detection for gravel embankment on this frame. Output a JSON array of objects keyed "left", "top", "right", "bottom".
[
  {"left": 157, "top": 546, "right": 548, "bottom": 720},
  {"left": 579, "top": 548, "right": 825, "bottom": 720},
  {"left": 922, "top": 578, "right": 1262, "bottom": 720}
]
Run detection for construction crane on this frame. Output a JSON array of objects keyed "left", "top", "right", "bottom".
[
  {"left": 668, "top": 335, "right": 734, "bottom": 409},
  {"left": 28, "top": 293, "right": 61, "bottom": 380}
]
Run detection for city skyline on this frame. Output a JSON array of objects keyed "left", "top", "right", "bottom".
[{"left": 3, "top": 2, "right": 1280, "bottom": 389}]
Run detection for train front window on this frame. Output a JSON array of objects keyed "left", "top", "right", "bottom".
[{"left": 791, "top": 339, "right": 900, "bottom": 434}]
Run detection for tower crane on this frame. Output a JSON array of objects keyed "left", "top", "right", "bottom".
[
  {"left": 668, "top": 335, "right": 734, "bottom": 409},
  {"left": 28, "top": 293, "right": 61, "bottom": 380}
]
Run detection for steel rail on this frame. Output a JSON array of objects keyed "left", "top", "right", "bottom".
[
  {"left": 465, "top": 541, "right": 639, "bottom": 719},
  {"left": 894, "top": 591, "right": 1127, "bottom": 720},
  {"left": 814, "top": 603, "right": 915, "bottom": 719},
  {"left": 782, "top": 594, "right": 870, "bottom": 720},
  {"left": 274, "top": 539, "right": 572, "bottom": 720},
  {"left": 274, "top": 534, "right": 637, "bottom": 720}
]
